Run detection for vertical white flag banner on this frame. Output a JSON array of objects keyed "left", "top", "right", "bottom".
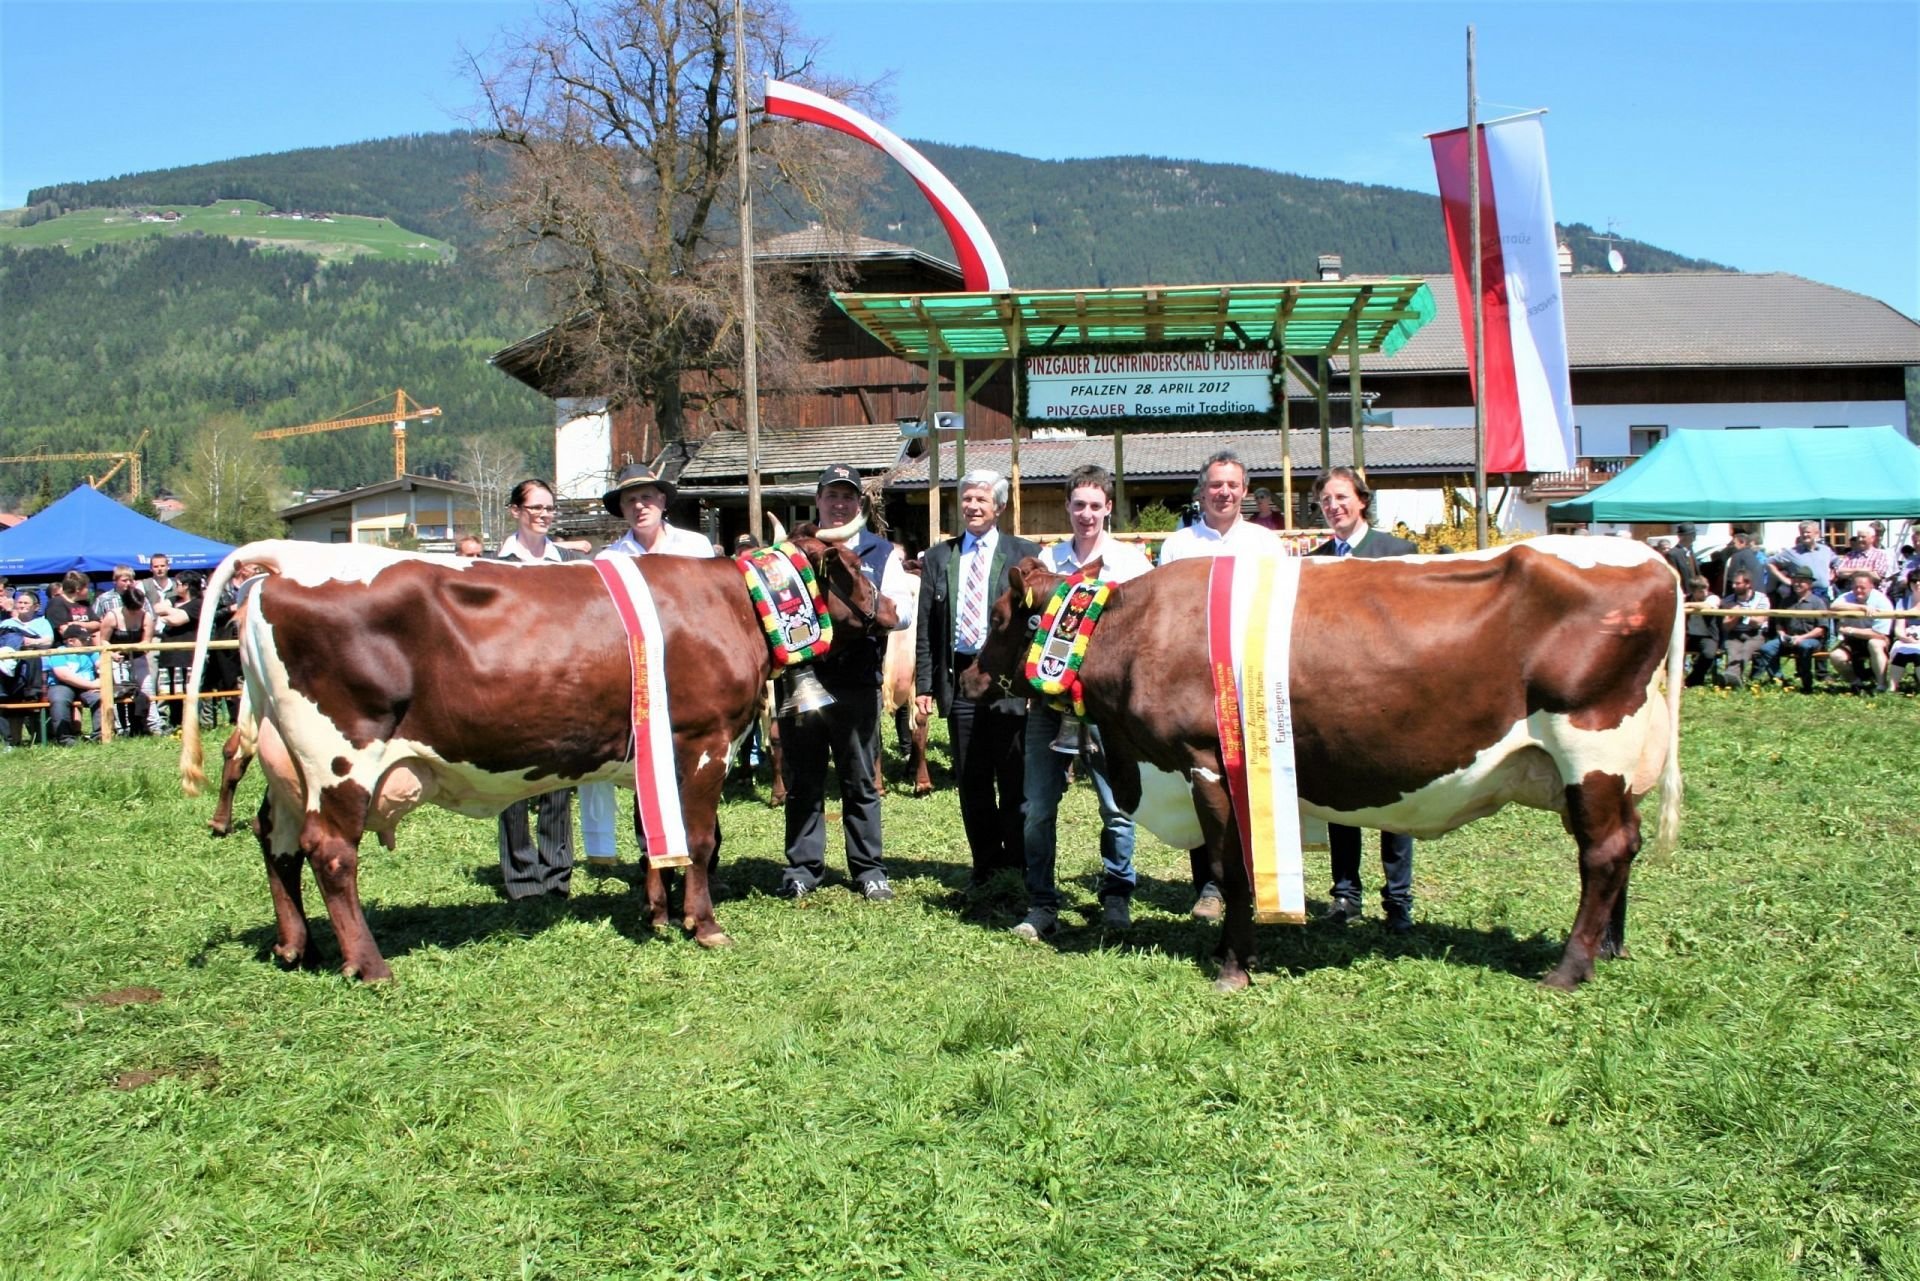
[{"left": 1429, "top": 113, "right": 1576, "bottom": 473}]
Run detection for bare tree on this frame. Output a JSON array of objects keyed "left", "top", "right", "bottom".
[
  {"left": 458, "top": 433, "right": 527, "bottom": 543},
  {"left": 173, "top": 413, "right": 287, "bottom": 545},
  {"left": 467, "top": 0, "right": 882, "bottom": 441}
]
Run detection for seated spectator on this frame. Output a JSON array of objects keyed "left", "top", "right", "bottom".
[
  {"left": 1760, "top": 567, "right": 1830, "bottom": 693},
  {"left": 96, "top": 565, "right": 155, "bottom": 737},
  {"left": 1830, "top": 569, "right": 1894, "bottom": 694},
  {"left": 2, "top": 589, "right": 53, "bottom": 745},
  {"left": 44, "top": 623, "right": 103, "bottom": 745},
  {"left": 1249, "top": 487, "right": 1284, "bottom": 530},
  {"left": 1682, "top": 579, "right": 1721, "bottom": 687},
  {"left": 454, "top": 535, "right": 486, "bottom": 557},
  {"left": 1889, "top": 569, "right": 1920, "bottom": 690},
  {"left": 1716, "top": 570, "right": 1770, "bottom": 688},
  {"left": 43, "top": 570, "right": 101, "bottom": 639}
]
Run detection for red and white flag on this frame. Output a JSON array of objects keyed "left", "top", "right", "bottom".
[{"left": 1429, "top": 114, "right": 1575, "bottom": 474}]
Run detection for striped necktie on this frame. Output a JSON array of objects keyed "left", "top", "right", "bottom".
[
  {"left": 1334, "top": 538, "right": 1352, "bottom": 557},
  {"left": 960, "top": 538, "right": 989, "bottom": 650}
]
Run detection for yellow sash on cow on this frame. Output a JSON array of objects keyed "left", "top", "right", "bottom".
[{"left": 1207, "top": 553, "right": 1317, "bottom": 924}]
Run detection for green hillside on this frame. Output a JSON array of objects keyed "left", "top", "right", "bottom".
[
  {"left": 2, "top": 131, "right": 1738, "bottom": 505},
  {"left": 0, "top": 199, "right": 453, "bottom": 264}
]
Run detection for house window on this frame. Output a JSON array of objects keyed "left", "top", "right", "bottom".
[{"left": 1629, "top": 425, "right": 1667, "bottom": 456}]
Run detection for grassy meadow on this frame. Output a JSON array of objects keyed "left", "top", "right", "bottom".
[
  {"left": 0, "top": 200, "right": 451, "bottom": 263},
  {"left": 2, "top": 688, "right": 1916, "bottom": 1279}
]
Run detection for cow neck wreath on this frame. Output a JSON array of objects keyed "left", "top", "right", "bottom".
[
  {"left": 1025, "top": 573, "right": 1113, "bottom": 716},
  {"left": 736, "top": 543, "right": 832, "bottom": 667}
]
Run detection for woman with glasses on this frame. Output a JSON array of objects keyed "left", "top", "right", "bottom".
[{"left": 491, "top": 479, "right": 587, "bottom": 899}]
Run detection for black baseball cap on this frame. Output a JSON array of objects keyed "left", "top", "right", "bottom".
[{"left": 816, "top": 463, "right": 861, "bottom": 493}]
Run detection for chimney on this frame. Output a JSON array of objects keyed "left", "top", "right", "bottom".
[
  {"left": 1316, "top": 253, "right": 1342, "bottom": 282},
  {"left": 1556, "top": 242, "right": 1573, "bottom": 275}
]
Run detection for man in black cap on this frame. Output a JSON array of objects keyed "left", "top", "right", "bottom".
[
  {"left": 1666, "top": 523, "right": 1703, "bottom": 592},
  {"left": 778, "top": 464, "right": 915, "bottom": 901}
]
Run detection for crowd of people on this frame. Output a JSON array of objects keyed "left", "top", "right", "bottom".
[
  {"left": 0, "top": 554, "right": 250, "bottom": 748},
  {"left": 1663, "top": 519, "right": 1920, "bottom": 695}
]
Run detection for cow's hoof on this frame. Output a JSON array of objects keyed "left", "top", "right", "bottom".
[
  {"left": 913, "top": 783, "right": 934, "bottom": 797},
  {"left": 1539, "top": 967, "right": 1585, "bottom": 992},
  {"left": 694, "top": 930, "right": 734, "bottom": 949},
  {"left": 208, "top": 822, "right": 232, "bottom": 839},
  {"left": 1212, "top": 969, "right": 1251, "bottom": 994},
  {"left": 270, "top": 943, "right": 305, "bottom": 969},
  {"left": 344, "top": 961, "right": 394, "bottom": 983}
]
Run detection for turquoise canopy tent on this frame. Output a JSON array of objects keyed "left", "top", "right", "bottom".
[{"left": 1547, "top": 426, "right": 1920, "bottom": 523}]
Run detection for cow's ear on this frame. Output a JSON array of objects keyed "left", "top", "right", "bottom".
[{"left": 1006, "top": 563, "right": 1030, "bottom": 606}]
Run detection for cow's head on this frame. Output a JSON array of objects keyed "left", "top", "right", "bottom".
[
  {"left": 791, "top": 526, "right": 899, "bottom": 639},
  {"left": 958, "top": 556, "right": 1070, "bottom": 702}
]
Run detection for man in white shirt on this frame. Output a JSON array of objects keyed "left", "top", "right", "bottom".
[
  {"left": 1716, "top": 569, "right": 1771, "bottom": 688},
  {"left": 582, "top": 464, "right": 716, "bottom": 869},
  {"left": 1832, "top": 569, "right": 1895, "bottom": 694},
  {"left": 1014, "top": 464, "right": 1156, "bottom": 941},
  {"left": 1155, "top": 449, "right": 1276, "bottom": 918}
]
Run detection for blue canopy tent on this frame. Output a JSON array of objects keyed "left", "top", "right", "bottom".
[
  {"left": 1546, "top": 426, "right": 1920, "bottom": 523},
  {"left": 0, "top": 484, "right": 234, "bottom": 578}
]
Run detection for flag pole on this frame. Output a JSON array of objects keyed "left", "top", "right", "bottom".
[
  {"left": 735, "top": 0, "right": 763, "bottom": 543},
  {"left": 1468, "top": 24, "right": 1488, "bottom": 550}
]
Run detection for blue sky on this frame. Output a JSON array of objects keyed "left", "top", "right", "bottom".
[{"left": 3, "top": 0, "right": 1915, "bottom": 317}]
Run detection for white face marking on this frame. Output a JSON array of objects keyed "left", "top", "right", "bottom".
[{"left": 696, "top": 751, "right": 712, "bottom": 773}]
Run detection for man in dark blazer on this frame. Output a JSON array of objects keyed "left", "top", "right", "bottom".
[
  {"left": 916, "top": 469, "right": 1042, "bottom": 886},
  {"left": 1310, "top": 466, "right": 1418, "bottom": 931}
]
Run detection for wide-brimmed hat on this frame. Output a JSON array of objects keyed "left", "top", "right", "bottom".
[
  {"left": 1789, "top": 565, "right": 1816, "bottom": 582},
  {"left": 1675, "top": 522, "right": 1697, "bottom": 535},
  {"left": 602, "top": 463, "right": 675, "bottom": 517}
]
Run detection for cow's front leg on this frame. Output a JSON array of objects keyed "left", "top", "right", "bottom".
[
  {"left": 1189, "top": 760, "right": 1256, "bottom": 991},
  {"left": 1547, "top": 771, "right": 1641, "bottom": 990},
  {"left": 253, "top": 794, "right": 310, "bottom": 968},
  {"left": 677, "top": 742, "right": 732, "bottom": 947},
  {"left": 303, "top": 784, "right": 391, "bottom": 982}
]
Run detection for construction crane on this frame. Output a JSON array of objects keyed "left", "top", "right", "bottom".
[
  {"left": 0, "top": 428, "right": 150, "bottom": 497},
  {"left": 253, "top": 388, "right": 442, "bottom": 479}
]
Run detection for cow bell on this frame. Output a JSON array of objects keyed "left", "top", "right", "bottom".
[
  {"left": 780, "top": 667, "right": 836, "bottom": 718},
  {"left": 1050, "top": 714, "right": 1085, "bottom": 756}
]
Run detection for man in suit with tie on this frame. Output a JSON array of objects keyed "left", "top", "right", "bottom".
[
  {"left": 1311, "top": 466, "right": 1419, "bottom": 932},
  {"left": 917, "top": 470, "right": 1042, "bottom": 887}
]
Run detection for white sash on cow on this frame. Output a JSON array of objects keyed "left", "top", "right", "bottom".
[{"left": 591, "top": 554, "right": 692, "bottom": 868}]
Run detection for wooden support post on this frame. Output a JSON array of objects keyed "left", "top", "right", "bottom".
[
  {"left": 1315, "top": 356, "right": 1332, "bottom": 478},
  {"left": 954, "top": 357, "right": 968, "bottom": 481},
  {"left": 1279, "top": 343, "right": 1294, "bottom": 529},
  {"left": 1113, "top": 429, "right": 1128, "bottom": 531},
  {"left": 927, "top": 354, "right": 942, "bottom": 550},
  {"left": 1349, "top": 317, "right": 1366, "bottom": 479}
]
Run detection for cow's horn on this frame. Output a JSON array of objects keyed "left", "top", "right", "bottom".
[
  {"left": 767, "top": 513, "right": 788, "bottom": 544},
  {"left": 815, "top": 514, "right": 865, "bottom": 544}
]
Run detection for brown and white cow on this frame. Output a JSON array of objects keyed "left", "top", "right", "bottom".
[
  {"left": 961, "top": 535, "right": 1683, "bottom": 992},
  {"left": 179, "top": 533, "right": 895, "bottom": 981}
]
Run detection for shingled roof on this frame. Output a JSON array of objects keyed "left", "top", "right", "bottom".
[
  {"left": 677, "top": 424, "right": 909, "bottom": 483},
  {"left": 1346, "top": 272, "right": 1920, "bottom": 374},
  {"left": 886, "top": 426, "right": 1474, "bottom": 489}
]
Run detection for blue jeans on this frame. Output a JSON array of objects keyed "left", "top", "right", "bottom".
[
  {"left": 1022, "top": 705, "right": 1136, "bottom": 916},
  {"left": 1760, "top": 633, "right": 1826, "bottom": 691}
]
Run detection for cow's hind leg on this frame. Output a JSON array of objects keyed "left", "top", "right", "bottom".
[
  {"left": 253, "top": 794, "right": 311, "bottom": 968},
  {"left": 1546, "top": 770, "right": 1642, "bottom": 991},
  {"left": 303, "top": 783, "right": 391, "bottom": 982}
]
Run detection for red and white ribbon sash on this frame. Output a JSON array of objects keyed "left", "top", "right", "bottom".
[
  {"left": 590, "top": 556, "right": 691, "bottom": 868},
  {"left": 1207, "top": 554, "right": 1308, "bottom": 924}
]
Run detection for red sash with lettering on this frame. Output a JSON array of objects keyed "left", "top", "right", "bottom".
[{"left": 590, "top": 557, "right": 691, "bottom": 868}]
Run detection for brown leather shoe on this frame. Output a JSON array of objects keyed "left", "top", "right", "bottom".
[{"left": 1190, "top": 889, "right": 1225, "bottom": 921}]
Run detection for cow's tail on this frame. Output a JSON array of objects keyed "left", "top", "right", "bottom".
[
  {"left": 1652, "top": 576, "right": 1685, "bottom": 858},
  {"left": 179, "top": 542, "right": 265, "bottom": 796}
]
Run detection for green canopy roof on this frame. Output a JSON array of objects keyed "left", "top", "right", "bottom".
[
  {"left": 1547, "top": 426, "right": 1920, "bottom": 523},
  {"left": 832, "top": 279, "right": 1436, "bottom": 361}
]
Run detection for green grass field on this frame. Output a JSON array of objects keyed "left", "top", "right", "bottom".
[
  {"left": 2, "top": 689, "right": 1915, "bottom": 1279},
  {"left": 0, "top": 200, "right": 452, "bottom": 263}
]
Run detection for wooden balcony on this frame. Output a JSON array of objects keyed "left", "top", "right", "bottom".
[{"left": 1522, "top": 455, "right": 1637, "bottom": 501}]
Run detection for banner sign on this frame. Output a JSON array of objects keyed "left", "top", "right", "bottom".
[
  {"left": 1428, "top": 113, "right": 1576, "bottom": 473},
  {"left": 1024, "top": 350, "right": 1274, "bottom": 423}
]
